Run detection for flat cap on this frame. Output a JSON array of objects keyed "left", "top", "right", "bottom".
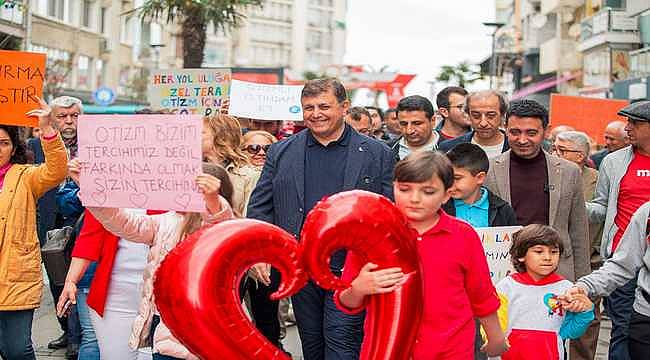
[{"left": 617, "top": 100, "right": 650, "bottom": 122}]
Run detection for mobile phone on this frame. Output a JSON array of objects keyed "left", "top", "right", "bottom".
[{"left": 60, "top": 300, "right": 72, "bottom": 317}]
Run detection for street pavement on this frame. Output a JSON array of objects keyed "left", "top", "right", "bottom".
[{"left": 33, "top": 271, "right": 610, "bottom": 360}]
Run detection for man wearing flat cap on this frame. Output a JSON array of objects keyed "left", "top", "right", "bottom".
[{"left": 586, "top": 100, "right": 650, "bottom": 359}]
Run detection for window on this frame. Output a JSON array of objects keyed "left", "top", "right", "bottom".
[
  {"left": 95, "top": 59, "right": 105, "bottom": 88},
  {"left": 121, "top": 15, "right": 135, "bottom": 44},
  {"left": 77, "top": 55, "right": 91, "bottom": 89},
  {"left": 47, "top": 0, "right": 64, "bottom": 20},
  {"left": 82, "top": 0, "right": 93, "bottom": 28}
]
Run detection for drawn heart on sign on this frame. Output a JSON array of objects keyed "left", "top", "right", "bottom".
[
  {"left": 90, "top": 192, "right": 107, "bottom": 206},
  {"left": 129, "top": 193, "right": 148, "bottom": 208},
  {"left": 174, "top": 193, "right": 191, "bottom": 209},
  {"left": 154, "top": 190, "right": 423, "bottom": 360}
]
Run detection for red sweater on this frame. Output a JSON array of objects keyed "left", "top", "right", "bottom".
[
  {"left": 71, "top": 209, "right": 121, "bottom": 317},
  {"left": 336, "top": 210, "right": 500, "bottom": 359}
]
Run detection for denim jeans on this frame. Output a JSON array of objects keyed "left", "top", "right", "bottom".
[
  {"left": 76, "top": 288, "right": 100, "bottom": 360},
  {"left": 629, "top": 310, "right": 650, "bottom": 360},
  {"left": 292, "top": 280, "right": 364, "bottom": 360},
  {"left": 605, "top": 276, "right": 637, "bottom": 360},
  {"left": 0, "top": 309, "right": 36, "bottom": 360}
]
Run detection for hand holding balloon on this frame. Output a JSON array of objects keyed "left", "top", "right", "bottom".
[{"left": 339, "top": 263, "right": 405, "bottom": 309}]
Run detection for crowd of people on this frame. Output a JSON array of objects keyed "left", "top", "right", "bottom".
[{"left": 0, "top": 78, "right": 649, "bottom": 360}]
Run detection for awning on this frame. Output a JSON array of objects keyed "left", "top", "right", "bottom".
[
  {"left": 83, "top": 105, "right": 146, "bottom": 114},
  {"left": 511, "top": 71, "right": 581, "bottom": 100}
]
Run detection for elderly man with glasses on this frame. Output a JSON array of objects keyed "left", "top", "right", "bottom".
[{"left": 553, "top": 130, "right": 604, "bottom": 360}]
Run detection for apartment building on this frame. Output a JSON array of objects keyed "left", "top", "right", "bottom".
[{"left": 202, "top": 0, "right": 348, "bottom": 77}]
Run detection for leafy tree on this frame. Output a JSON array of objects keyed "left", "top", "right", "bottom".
[
  {"left": 435, "top": 61, "right": 483, "bottom": 88},
  {"left": 138, "top": 0, "right": 263, "bottom": 68}
]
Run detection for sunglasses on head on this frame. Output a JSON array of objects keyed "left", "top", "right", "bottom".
[{"left": 244, "top": 144, "right": 271, "bottom": 154}]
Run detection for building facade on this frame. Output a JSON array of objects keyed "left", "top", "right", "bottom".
[{"left": 489, "top": 0, "right": 648, "bottom": 103}]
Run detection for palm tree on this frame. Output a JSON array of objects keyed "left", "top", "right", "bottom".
[
  {"left": 138, "top": 0, "right": 262, "bottom": 68},
  {"left": 435, "top": 61, "right": 483, "bottom": 88}
]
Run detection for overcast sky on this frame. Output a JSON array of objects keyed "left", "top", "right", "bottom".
[{"left": 344, "top": 0, "right": 496, "bottom": 105}]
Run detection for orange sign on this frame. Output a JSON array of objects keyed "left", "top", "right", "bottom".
[
  {"left": 0, "top": 50, "right": 46, "bottom": 127},
  {"left": 549, "top": 94, "right": 628, "bottom": 145}
]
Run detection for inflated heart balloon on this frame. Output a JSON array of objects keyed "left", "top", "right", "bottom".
[
  {"left": 301, "top": 190, "right": 423, "bottom": 360},
  {"left": 154, "top": 219, "right": 307, "bottom": 360}
]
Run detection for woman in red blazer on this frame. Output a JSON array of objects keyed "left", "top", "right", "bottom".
[{"left": 57, "top": 209, "right": 150, "bottom": 359}]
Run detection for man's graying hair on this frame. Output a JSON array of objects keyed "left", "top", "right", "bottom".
[
  {"left": 51, "top": 96, "right": 84, "bottom": 113},
  {"left": 556, "top": 130, "right": 591, "bottom": 156},
  {"left": 466, "top": 90, "right": 508, "bottom": 115}
]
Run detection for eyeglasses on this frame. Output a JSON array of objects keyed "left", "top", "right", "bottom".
[
  {"left": 448, "top": 104, "right": 465, "bottom": 111},
  {"left": 552, "top": 146, "right": 583, "bottom": 156},
  {"left": 244, "top": 144, "right": 271, "bottom": 154}
]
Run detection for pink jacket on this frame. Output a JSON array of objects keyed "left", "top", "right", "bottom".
[{"left": 89, "top": 197, "right": 234, "bottom": 359}]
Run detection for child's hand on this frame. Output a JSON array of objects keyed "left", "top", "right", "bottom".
[
  {"left": 563, "top": 293, "right": 593, "bottom": 313},
  {"left": 195, "top": 173, "right": 221, "bottom": 196},
  {"left": 480, "top": 337, "right": 510, "bottom": 357},
  {"left": 350, "top": 262, "right": 405, "bottom": 296}
]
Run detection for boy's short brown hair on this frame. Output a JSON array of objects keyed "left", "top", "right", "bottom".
[
  {"left": 394, "top": 151, "right": 454, "bottom": 190},
  {"left": 509, "top": 224, "right": 564, "bottom": 273}
]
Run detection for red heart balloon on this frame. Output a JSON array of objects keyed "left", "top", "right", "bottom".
[
  {"left": 154, "top": 219, "right": 307, "bottom": 359},
  {"left": 155, "top": 191, "right": 423, "bottom": 359},
  {"left": 301, "top": 190, "right": 423, "bottom": 360}
]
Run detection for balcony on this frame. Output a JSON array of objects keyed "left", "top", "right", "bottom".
[
  {"left": 540, "top": 37, "right": 582, "bottom": 74},
  {"left": 578, "top": 8, "right": 640, "bottom": 52},
  {"left": 541, "top": 0, "right": 584, "bottom": 15}
]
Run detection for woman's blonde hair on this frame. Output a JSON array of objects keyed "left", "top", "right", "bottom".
[
  {"left": 203, "top": 114, "right": 250, "bottom": 168},
  {"left": 242, "top": 130, "right": 278, "bottom": 146},
  {"left": 180, "top": 163, "right": 236, "bottom": 239}
]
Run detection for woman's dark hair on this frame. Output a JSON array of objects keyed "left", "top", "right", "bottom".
[
  {"left": 180, "top": 163, "right": 237, "bottom": 239},
  {"left": 0, "top": 125, "right": 28, "bottom": 164},
  {"left": 394, "top": 151, "right": 454, "bottom": 190},
  {"left": 509, "top": 224, "right": 564, "bottom": 273}
]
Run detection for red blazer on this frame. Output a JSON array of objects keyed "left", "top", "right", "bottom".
[{"left": 71, "top": 209, "right": 121, "bottom": 317}]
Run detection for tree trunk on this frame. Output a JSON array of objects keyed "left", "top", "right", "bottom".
[{"left": 182, "top": 6, "right": 207, "bottom": 68}]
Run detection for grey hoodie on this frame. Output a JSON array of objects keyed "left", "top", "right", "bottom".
[
  {"left": 578, "top": 201, "right": 650, "bottom": 317},
  {"left": 586, "top": 145, "right": 635, "bottom": 258}
]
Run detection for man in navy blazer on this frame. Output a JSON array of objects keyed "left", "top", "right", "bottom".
[{"left": 247, "top": 79, "right": 395, "bottom": 359}]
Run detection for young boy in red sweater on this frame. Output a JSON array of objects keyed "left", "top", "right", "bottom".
[{"left": 336, "top": 151, "right": 508, "bottom": 359}]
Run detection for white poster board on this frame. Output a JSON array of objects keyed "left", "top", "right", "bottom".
[
  {"left": 475, "top": 226, "right": 522, "bottom": 284},
  {"left": 228, "top": 80, "right": 303, "bottom": 121}
]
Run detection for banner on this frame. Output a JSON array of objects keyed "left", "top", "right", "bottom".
[
  {"left": 228, "top": 80, "right": 303, "bottom": 121},
  {"left": 148, "top": 68, "right": 230, "bottom": 116},
  {"left": 0, "top": 49, "right": 46, "bottom": 127},
  {"left": 475, "top": 226, "right": 522, "bottom": 284},
  {"left": 77, "top": 114, "right": 205, "bottom": 212},
  {"left": 549, "top": 94, "right": 628, "bottom": 145}
]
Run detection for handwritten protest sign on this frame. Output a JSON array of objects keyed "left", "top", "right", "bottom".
[
  {"left": 229, "top": 80, "right": 303, "bottom": 121},
  {"left": 77, "top": 114, "right": 205, "bottom": 212},
  {"left": 0, "top": 49, "right": 46, "bottom": 127},
  {"left": 475, "top": 226, "right": 522, "bottom": 284},
  {"left": 148, "top": 68, "right": 230, "bottom": 116}
]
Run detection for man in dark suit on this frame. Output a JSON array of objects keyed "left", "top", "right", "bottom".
[{"left": 247, "top": 78, "right": 395, "bottom": 360}]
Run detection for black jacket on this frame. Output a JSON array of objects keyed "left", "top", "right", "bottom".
[{"left": 442, "top": 188, "right": 518, "bottom": 227}]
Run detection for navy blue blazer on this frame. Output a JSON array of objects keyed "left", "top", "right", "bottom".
[
  {"left": 437, "top": 130, "right": 510, "bottom": 153},
  {"left": 247, "top": 128, "right": 395, "bottom": 239}
]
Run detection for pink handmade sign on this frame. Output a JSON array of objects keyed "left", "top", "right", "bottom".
[{"left": 77, "top": 114, "right": 205, "bottom": 212}]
